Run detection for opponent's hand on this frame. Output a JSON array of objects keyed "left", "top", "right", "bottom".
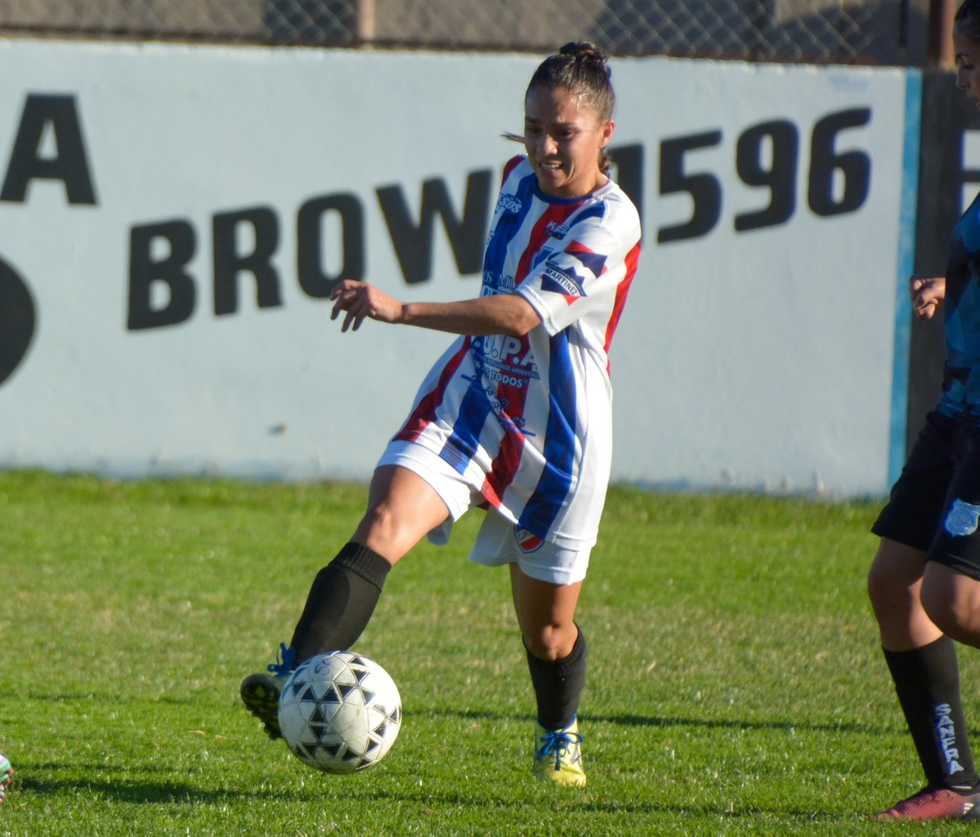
[
  {"left": 330, "top": 280, "right": 403, "bottom": 332},
  {"left": 910, "top": 275, "right": 945, "bottom": 320}
]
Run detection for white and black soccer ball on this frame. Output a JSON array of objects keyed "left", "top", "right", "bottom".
[{"left": 278, "top": 651, "right": 402, "bottom": 774}]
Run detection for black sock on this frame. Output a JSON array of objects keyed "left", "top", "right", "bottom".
[
  {"left": 883, "top": 636, "right": 979, "bottom": 791},
  {"left": 525, "top": 625, "right": 587, "bottom": 730},
  {"left": 288, "top": 542, "right": 392, "bottom": 664}
]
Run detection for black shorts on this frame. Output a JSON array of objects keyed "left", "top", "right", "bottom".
[{"left": 872, "top": 410, "right": 980, "bottom": 580}]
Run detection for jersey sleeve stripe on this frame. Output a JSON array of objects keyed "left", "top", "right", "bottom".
[
  {"left": 501, "top": 155, "right": 525, "bottom": 185},
  {"left": 603, "top": 239, "right": 642, "bottom": 370}
]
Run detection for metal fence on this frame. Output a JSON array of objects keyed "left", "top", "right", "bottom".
[{"left": 0, "top": 0, "right": 926, "bottom": 65}]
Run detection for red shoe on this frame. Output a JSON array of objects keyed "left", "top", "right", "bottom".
[{"left": 873, "top": 786, "right": 980, "bottom": 820}]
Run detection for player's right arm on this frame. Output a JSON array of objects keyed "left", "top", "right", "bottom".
[
  {"left": 329, "top": 279, "right": 541, "bottom": 337},
  {"left": 910, "top": 275, "right": 945, "bottom": 320}
]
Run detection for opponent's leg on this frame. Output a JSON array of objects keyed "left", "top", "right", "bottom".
[
  {"left": 921, "top": 561, "right": 980, "bottom": 647},
  {"left": 869, "top": 539, "right": 980, "bottom": 819},
  {"left": 868, "top": 538, "right": 940, "bottom": 652}
]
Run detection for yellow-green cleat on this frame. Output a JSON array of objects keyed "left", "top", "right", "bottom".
[{"left": 533, "top": 719, "right": 586, "bottom": 787}]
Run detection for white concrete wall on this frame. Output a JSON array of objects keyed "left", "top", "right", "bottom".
[{"left": 0, "top": 40, "right": 914, "bottom": 495}]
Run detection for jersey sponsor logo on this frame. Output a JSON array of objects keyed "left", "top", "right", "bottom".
[
  {"left": 480, "top": 270, "right": 517, "bottom": 296},
  {"left": 480, "top": 333, "right": 535, "bottom": 368},
  {"left": 496, "top": 193, "right": 523, "bottom": 214},
  {"left": 515, "top": 528, "right": 544, "bottom": 553},
  {"left": 542, "top": 261, "right": 587, "bottom": 300},
  {"left": 481, "top": 271, "right": 516, "bottom": 295},
  {"left": 544, "top": 220, "right": 571, "bottom": 240},
  {"left": 944, "top": 499, "right": 980, "bottom": 537},
  {"left": 472, "top": 333, "right": 540, "bottom": 392}
]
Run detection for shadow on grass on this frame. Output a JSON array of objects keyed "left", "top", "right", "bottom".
[
  {"left": 422, "top": 707, "right": 891, "bottom": 737},
  {"left": 15, "top": 770, "right": 310, "bottom": 804},
  {"left": 367, "top": 784, "right": 855, "bottom": 823},
  {"left": 589, "top": 712, "right": 887, "bottom": 736},
  {"left": 12, "top": 771, "right": 857, "bottom": 824}
]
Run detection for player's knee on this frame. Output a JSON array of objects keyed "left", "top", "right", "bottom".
[
  {"left": 354, "top": 502, "right": 399, "bottom": 548},
  {"left": 920, "top": 593, "right": 962, "bottom": 639},
  {"left": 866, "top": 562, "right": 884, "bottom": 609},
  {"left": 867, "top": 558, "right": 903, "bottom": 622},
  {"left": 524, "top": 624, "right": 575, "bottom": 661},
  {"left": 867, "top": 542, "right": 926, "bottom": 624},
  {"left": 920, "top": 576, "right": 980, "bottom": 642}
]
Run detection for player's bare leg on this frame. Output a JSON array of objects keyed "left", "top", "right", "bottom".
[
  {"left": 869, "top": 539, "right": 980, "bottom": 819},
  {"left": 511, "top": 565, "right": 587, "bottom": 786},
  {"left": 921, "top": 563, "right": 980, "bottom": 647},
  {"left": 242, "top": 465, "right": 449, "bottom": 739},
  {"left": 351, "top": 465, "right": 452, "bottom": 564},
  {"left": 868, "top": 538, "right": 940, "bottom": 651}
]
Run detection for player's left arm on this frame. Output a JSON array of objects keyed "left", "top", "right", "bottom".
[{"left": 330, "top": 279, "right": 542, "bottom": 337}]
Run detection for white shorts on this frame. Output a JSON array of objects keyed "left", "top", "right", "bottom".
[{"left": 377, "top": 440, "right": 592, "bottom": 586}]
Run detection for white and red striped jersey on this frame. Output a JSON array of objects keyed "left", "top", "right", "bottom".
[{"left": 394, "top": 156, "right": 642, "bottom": 549}]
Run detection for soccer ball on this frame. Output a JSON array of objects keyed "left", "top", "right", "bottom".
[{"left": 278, "top": 651, "right": 402, "bottom": 774}]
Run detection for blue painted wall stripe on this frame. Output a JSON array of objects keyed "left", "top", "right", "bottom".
[{"left": 888, "top": 70, "right": 923, "bottom": 486}]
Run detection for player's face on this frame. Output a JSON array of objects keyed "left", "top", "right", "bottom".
[
  {"left": 955, "top": 30, "right": 980, "bottom": 110},
  {"left": 523, "top": 86, "right": 614, "bottom": 199}
]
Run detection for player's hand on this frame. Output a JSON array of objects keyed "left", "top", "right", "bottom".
[
  {"left": 330, "top": 280, "right": 403, "bottom": 332},
  {"left": 910, "top": 275, "right": 945, "bottom": 320}
]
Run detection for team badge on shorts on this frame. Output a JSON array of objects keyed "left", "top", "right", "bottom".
[
  {"left": 515, "top": 528, "right": 544, "bottom": 553},
  {"left": 944, "top": 499, "right": 980, "bottom": 537}
]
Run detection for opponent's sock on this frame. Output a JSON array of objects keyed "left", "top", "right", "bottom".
[
  {"left": 884, "top": 636, "right": 979, "bottom": 792},
  {"left": 525, "top": 625, "right": 587, "bottom": 730},
  {"left": 289, "top": 542, "right": 392, "bottom": 664}
]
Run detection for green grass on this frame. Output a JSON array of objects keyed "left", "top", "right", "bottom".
[{"left": 0, "top": 471, "right": 971, "bottom": 835}]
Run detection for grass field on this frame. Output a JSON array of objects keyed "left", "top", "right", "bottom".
[{"left": 0, "top": 471, "right": 974, "bottom": 835}]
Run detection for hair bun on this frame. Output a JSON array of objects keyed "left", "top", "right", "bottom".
[{"left": 559, "top": 41, "right": 606, "bottom": 65}]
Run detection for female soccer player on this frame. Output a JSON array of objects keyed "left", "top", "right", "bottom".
[
  {"left": 867, "top": 0, "right": 980, "bottom": 819},
  {"left": 241, "top": 41, "right": 642, "bottom": 786}
]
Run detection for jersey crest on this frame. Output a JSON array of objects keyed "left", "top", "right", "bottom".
[{"left": 944, "top": 498, "right": 980, "bottom": 537}]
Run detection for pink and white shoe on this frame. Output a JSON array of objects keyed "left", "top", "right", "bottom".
[{"left": 873, "top": 785, "right": 980, "bottom": 820}]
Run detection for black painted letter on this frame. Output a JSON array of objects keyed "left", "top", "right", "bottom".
[
  {"left": 212, "top": 207, "right": 282, "bottom": 316},
  {"left": 297, "top": 193, "right": 365, "bottom": 298},
  {"left": 377, "top": 170, "right": 493, "bottom": 285},
  {"left": 127, "top": 221, "right": 197, "bottom": 331},
  {"left": 1, "top": 94, "right": 97, "bottom": 205}
]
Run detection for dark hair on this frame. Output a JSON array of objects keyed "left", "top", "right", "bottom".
[
  {"left": 507, "top": 41, "right": 616, "bottom": 174},
  {"left": 526, "top": 41, "right": 616, "bottom": 124},
  {"left": 956, "top": 0, "right": 980, "bottom": 43}
]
